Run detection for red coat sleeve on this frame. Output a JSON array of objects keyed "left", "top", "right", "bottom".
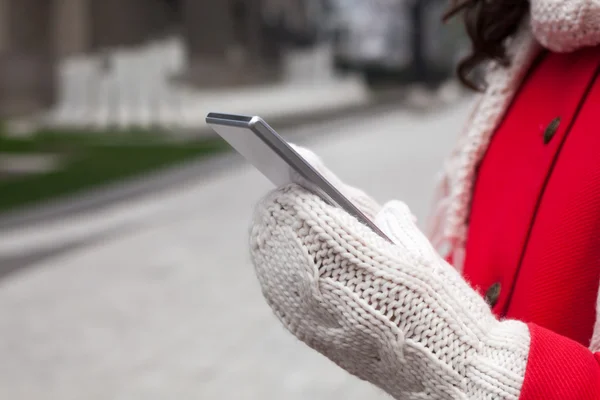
[{"left": 519, "top": 323, "right": 600, "bottom": 399}]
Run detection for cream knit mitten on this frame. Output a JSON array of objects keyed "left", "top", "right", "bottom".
[
  {"left": 249, "top": 150, "right": 531, "bottom": 399},
  {"left": 530, "top": 0, "right": 600, "bottom": 53}
]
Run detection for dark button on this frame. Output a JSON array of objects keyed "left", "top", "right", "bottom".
[
  {"left": 543, "top": 117, "right": 561, "bottom": 144},
  {"left": 484, "top": 282, "right": 502, "bottom": 307}
]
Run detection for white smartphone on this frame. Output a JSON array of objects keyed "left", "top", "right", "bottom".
[{"left": 205, "top": 112, "right": 391, "bottom": 242}]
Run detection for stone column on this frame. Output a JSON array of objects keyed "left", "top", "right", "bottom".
[
  {"left": 52, "top": 0, "right": 92, "bottom": 57},
  {"left": 89, "top": 0, "right": 176, "bottom": 50},
  {"left": 180, "top": 0, "right": 283, "bottom": 88},
  {"left": 239, "top": 0, "right": 284, "bottom": 82},
  {"left": 178, "top": 0, "right": 237, "bottom": 87},
  {"left": 0, "top": 0, "right": 57, "bottom": 118},
  {"left": 0, "top": 0, "right": 8, "bottom": 54}
]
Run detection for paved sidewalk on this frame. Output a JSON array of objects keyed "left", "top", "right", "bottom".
[{"left": 0, "top": 99, "right": 473, "bottom": 400}]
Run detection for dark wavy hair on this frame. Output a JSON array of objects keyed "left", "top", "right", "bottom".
[{"left": 442, "top": 0, "right": 530, "bottom": 90}]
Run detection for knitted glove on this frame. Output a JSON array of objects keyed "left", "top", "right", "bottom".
[
  {"left": 250, "top": 183, "right": 531, "bottom": 399},
  {"left": 530, "top": 0, "right": 600, "bottom": 53}
]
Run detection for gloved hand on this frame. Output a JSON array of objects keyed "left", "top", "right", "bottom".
[{"left": 249, "top": 147, "right": 530, "bottom": 400}]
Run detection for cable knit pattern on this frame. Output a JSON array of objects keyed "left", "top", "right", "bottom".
[
  {"left": 530, "top": 0, "right": 600, "bottom": 52},
  {"left": 250, "top": 185, "right": 530, "bottom": 399}
]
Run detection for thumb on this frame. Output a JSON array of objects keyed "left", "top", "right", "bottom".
[
  {"left": 375, "top": 200, "right": 439, "bottom": 263},
  {"left": 290, "top": 144, "right": 382, "bottom": 218},
  {"left": 290, "top": 144, "right": 342, "bottom": 186}
]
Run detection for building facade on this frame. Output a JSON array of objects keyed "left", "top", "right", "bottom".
[{"left": 0, "top": 0, "right": 289, "bottom": 118}]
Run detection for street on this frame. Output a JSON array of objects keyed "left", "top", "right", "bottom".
[{"left": 0, "top": 98, "right": 472, "bottom": 400}]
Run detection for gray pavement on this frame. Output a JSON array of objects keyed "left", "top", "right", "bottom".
[{"left": 0, "top": 98, "right": 472, "bottom": 400}]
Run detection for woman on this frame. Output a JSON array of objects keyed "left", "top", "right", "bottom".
[{"left": 249, "top": 0, "right": 600, "bottom": 398}]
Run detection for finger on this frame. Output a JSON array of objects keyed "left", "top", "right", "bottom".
[
  {"left": 290, "top": 144, "right": 344, "bottom": 186},
  {"left": 290, "top": 144, "right": 381, "bottom": 217},
  {"left": 376, "top": 200, "right": 439, "bottom": 264},
  {"left": 343, "top": 186, "right": 382, "bottom": 219}
]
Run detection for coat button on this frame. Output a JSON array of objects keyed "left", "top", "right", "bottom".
[
  {"left": 484, "top": 282, "right": 501, "bottom": 307},
  {"left": 543, "top": 117, "right": 561, "bottom": 144}
]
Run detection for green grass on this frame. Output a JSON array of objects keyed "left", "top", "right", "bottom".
[{"left": 0, "top": 128, "right": 230, "bottom": 214}]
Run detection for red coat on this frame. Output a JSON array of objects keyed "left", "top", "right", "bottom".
[{"left": 462, "top": 45, "right": 600, "bottom": 398}]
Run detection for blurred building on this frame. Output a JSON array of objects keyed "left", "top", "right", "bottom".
[
  {"left": 180, "top": 0, "right": 285, "bottom": 88},
  {"left": 0, "top": 0, "right": 303, "bottom": 119}
]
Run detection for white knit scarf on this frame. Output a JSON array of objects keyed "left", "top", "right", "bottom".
[{"left": 427, "top": 0, "right": 600, "bottom": 271}]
